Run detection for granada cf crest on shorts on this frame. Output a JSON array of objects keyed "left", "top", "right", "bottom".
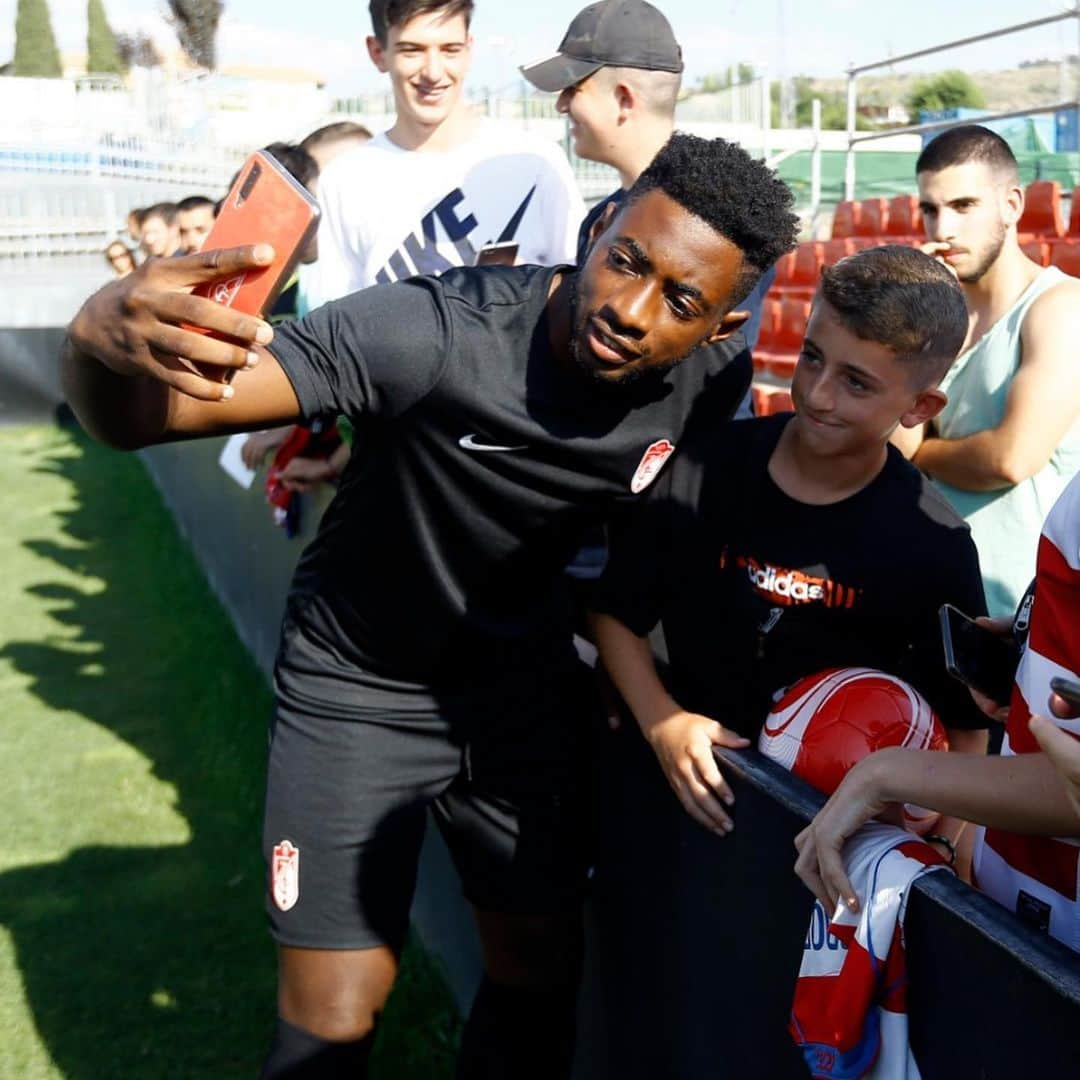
[
  {"left": 272, "top": 840, "right": 300, "bottom": 912},
  {"left": 631, "top": 439, "right": 675, "bottom": 493}
]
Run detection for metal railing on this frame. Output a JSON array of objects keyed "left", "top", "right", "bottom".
[{"left": 844, "top": 7, "right": 1080, "bottom": 199}]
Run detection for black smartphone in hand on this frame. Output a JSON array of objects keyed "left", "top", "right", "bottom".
[{"left": 940, "top": 604, "right": 1022, "bottom": 706}]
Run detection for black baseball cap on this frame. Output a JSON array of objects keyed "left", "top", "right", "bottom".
[{"left": 520, "top": 0, "right": 683, "bottom": 93}]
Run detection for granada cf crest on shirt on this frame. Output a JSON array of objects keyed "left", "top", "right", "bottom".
[
  {"left": 631, "top": 439, "right": 676, "bottom": 493},
  {"left": 272, "top": 840, "right": 300, "bottom": 912}
]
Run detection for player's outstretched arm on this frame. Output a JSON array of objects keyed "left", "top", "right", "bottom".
[
  {"left": 63, "top": 245, "right": 301, "bottom": 449},
  {"left": 589, "top": 611, "right": 749, "bottom": 836}
]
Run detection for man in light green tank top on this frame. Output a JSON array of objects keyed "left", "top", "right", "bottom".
[{"left": 893, "top": 124, "right": 1080, "bottom": 617}]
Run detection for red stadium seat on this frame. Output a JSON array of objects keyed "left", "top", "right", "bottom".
[
  {"left": 752, "top": 385, "right": 794, "bottom": 417},
  {"left": 831, "top": 201, "right": 861, "bottom": 238},
  {"left": 756, "top": 296, "right": 781, "bottom": 349},
  {"left": 886, "top": 194, "right": 922, "bottom": 238},
  {"left": 856, "top": 198, "right": 889, "bottom": 237},
  {"left": 1021, "top": 239, "right": 1051, "bottom": 267},
  {"left": 1068, "top": 187, "right": 1080, "bottom": 237},
  {"left": 1051, "top": 239, "right": 1080, "bottom": 278},
  {"left": 772, "top": 250, "right": 797, "bottom": 289},
  {"left": 822, "top": 238, "right": 856, "bottom": 265},
  {"left": 790, "top": 241, "right": 824, "bottom": 290},
  {"left": 1018, "top": 180, "right": 1064, "bottom": 239},
  {"left": 776, "top": 295, "right": 810, "bottom": 351}
]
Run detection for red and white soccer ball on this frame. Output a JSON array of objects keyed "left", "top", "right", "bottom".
[{"left": 758, "top": 667, "right": 949, "bottom": 834}]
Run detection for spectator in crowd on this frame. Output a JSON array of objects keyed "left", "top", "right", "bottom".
[
  {"left": 588, "top": 245, "right": 989, "bottom": 1078},
  {"left": 895, "top": 125, "right": 1080, "bottom": 617},
  {"left": 795, "top": 470, "right": 1080, "bottom": 953},
  {"left": 299, "top": 120, "right": 373, "bottom": 173},
  {"left": 104, "top": 240, "right": 136, "bottom": 278},
  {"left": 301, "top": 0, "right": 584, "bottom": 313},
  {"left": 175, "top": 195, "right": 217, "bottom": 254},
  {"left": 522, "top": 0, "right": 774, "bottom": 355},
  {"left": 125, "top": 207, "right": 144, "bottom": 248},
  {"left": 138, "top": 203, "right": 181, "bottom": 259},
  {"left": 62, "top": 131, "right": 799, "bottom": 1080}
]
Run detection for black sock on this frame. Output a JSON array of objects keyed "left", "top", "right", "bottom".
[
  {"left": 260, "top": 1017, "right": 375, "bottom": 1079},
  {"left": 456, "top": 976, "right": 578, "bottom": 1080}
]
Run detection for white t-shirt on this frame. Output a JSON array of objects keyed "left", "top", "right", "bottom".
[{"left": 304, "top": 119, "right": 584, "bottom": 308}]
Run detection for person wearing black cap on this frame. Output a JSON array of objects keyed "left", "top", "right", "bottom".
[{"left": 522, "top": 0, "right": 775, "bottom": 358}]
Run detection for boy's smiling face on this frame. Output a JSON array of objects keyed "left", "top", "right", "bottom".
[{"left": 790, "top": 300, "right": 945, "bottom": 457}]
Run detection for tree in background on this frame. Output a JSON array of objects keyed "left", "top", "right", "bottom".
[
  {"left": 907, "top": 70, "right": 986, "bottom": 116},
  {"left": 166, "top": 0, "right": 224, "bottom": 70},
  {"left": 87, "top": 0, "right": 124, "bottom": 75},
  {"left": 12, "top": 0, "right": 63, "bottom": 77}
]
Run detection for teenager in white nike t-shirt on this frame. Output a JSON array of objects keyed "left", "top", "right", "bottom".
[{"left": 303, "top": 0, "right": 584, "bottom": 310}]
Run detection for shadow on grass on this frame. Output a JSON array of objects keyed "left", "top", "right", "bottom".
[{"left": 0, "top": 425, "right": 458, "bottom": 1078}]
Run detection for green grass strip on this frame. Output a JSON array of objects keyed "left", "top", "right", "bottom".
[{"left": 0, "top": 424, "right": 460, "bottom": 1078}]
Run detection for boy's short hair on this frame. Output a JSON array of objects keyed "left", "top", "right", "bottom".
[
  {"left": 819, "top": 245, "right": 968, "bottom": 385},
  {"left": 369, "top": 0, "right": 474, "bottom": 45},
  {"left": 915, "top": 124, "right": 1019, "bottom": 185},
  {"left": 261, "top": 142, "right": 319, "bottom": 191},
  {"left": 141, "top": 202, "right": 177, "bottom": 225},
  {"left": 624, "top": 133, "right": 800, "bottom": 305}
]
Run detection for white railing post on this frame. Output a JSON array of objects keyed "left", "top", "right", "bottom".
[
  {"left": 811, "top": 98, "right": 822, "bottom": 217},
  {"left": 844, "top": 71, "right": 857, "bottom": 201}
]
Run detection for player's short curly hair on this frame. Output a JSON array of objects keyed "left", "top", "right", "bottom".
[
  {"left": 820, "top": 244, "right": 967, "bottom": 385},
  {"left": 625, "top": 132, "right": 800, "bottom": 304}
]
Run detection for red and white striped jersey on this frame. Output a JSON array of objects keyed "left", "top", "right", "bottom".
[{"left": 972, "top": 474, "right": 1080, "bottom": 952}]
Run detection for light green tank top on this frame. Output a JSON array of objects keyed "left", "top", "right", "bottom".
[{"left": 934, "top": 266, "right": 1080, "bottom": 616}]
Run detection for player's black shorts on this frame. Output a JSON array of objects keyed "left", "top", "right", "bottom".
[{"left": 262, "top": 660, "right": 603, "bottom": 951}]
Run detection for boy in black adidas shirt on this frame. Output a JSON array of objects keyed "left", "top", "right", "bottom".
[{"left": 592, "top": 246, "right": 991, "bottom": 839}]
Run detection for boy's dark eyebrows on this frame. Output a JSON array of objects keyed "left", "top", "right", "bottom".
[
  {"left": 801, "top": 335, "right": 823, "bottom": 356},
  {"left": 842, "top": 360, "right": 883, "bottom": 387}
]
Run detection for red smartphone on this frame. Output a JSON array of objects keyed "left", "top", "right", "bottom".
[{"left": 191, "top": 151, "right": 320, "bottom": 380}]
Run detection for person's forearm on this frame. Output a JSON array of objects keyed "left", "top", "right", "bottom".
[
  {"left": 867, "top": 745, "right": 1080, "bottom": 836},
  {"left": 60, "top": 335, "right": 172, "bottom": 450},
  {"left": 913, "top": 431, "right": 1041, "bottom": 491},
  {"left": 590, "top": 612, "right": 680, "bottom": 738}
]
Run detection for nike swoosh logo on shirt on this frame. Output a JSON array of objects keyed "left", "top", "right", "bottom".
[{"left": 458, "top": 434, "right": 528, "bottom": 453}]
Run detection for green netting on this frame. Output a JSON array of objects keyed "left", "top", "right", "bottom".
[{"left": 774, "top": 149, "right": 1080, "bottom": 209}]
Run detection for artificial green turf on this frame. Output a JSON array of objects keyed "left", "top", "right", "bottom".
[{"left": 0, "top": 424, "right": 460, "bottom": 1078}]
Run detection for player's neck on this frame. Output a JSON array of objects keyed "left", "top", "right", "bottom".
[
  {"left": 961, "top": 237, "right": 1042, "bottom": 338},
  {"left": 610, "top": 121, "right": 674, "bottom": 191},
  {"left": 385, "top": 100, "right": 479, "bottom": 153},
  {"left": 769, "top": 417, "right": 888, "bottom": 506}
]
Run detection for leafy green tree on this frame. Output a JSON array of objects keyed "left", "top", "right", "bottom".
[
  {"left": 87, "top": 0, "right": 124, "bottom": 75},
  {"left": 166, "top": 0, "right": 224, "bottom": 70},
  {"left": 12, "top": 0, "right": 62, "bottom": 77},
  {"left": 907, "top": 70, "right": 985, "bottom": 115}
]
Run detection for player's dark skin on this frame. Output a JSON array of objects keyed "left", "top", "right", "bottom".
[{"left": 62, "top": 189, "right": 750, "bottom": 1042}]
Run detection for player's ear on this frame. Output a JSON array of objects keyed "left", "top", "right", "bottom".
[
  {"left": 900, "top": 387, "right": 947, "bottom": 428},
  {"left": 705, "top": 309, "right": 751, "bottom": 344},
  {"left": 366, "top": 35, "right": 389, "bottom": 73},
  {"left": 587, "top": 201, "right": 619, "bottom": 251}
]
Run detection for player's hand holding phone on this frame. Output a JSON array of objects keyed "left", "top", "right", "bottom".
[{"left": 67, "top": 244, "right": 277, "bottom": 401}]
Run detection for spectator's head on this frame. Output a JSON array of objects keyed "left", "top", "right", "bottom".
[
  {"left": 916, "top": 124, "right": 1023, "bottom": 284},
  {"left": 176, "top": 196, "right": 216, "bottom": 254},
  {"left": 522, "top": 1, "right": 683, "bottom": 171},
  {"left": 792, "top": 245, "right": 967, "bottom": 457},
  {"left": 105, "top": 240, "right": 136, "bottom": 277},
  {"left": 366, "top": 1, "right": 475, "bottom": 132},
  {"left": 139, "top": 203, "right": 180, "bottom": 258},
  {"left": 300, "top": 121, "right": 373, "bottom": 172},
  {"left": 261, "top": 142, "right": 321, "bottom": 264},
  {"left": 572, "top": 133, "right": 798, "bottom": 386},
  {"left": 126, "top": 207, "right": 144, "bottom": 244}
]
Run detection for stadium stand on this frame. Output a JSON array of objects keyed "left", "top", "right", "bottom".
[{"left": 749, "top": 181, "right": 1080, "bottom": 416}]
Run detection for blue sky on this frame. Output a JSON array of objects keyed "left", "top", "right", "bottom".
[{"left": 4, "top": 0, "right": 1079, "bottom": 93}]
